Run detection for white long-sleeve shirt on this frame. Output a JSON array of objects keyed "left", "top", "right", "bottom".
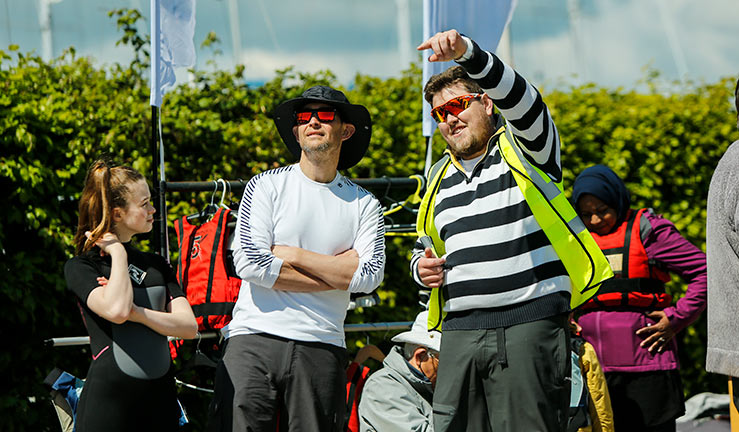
[{"left": 223, "top": 164, "right": 386, "bottom": 347}]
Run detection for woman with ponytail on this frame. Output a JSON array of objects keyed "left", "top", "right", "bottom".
[{"left": 64, "top": 158, "right": 197, "bottom": 432}]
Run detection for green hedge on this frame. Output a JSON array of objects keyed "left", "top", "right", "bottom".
[{"left": 1, "top": 17, "right": 736, "bottom": 430}]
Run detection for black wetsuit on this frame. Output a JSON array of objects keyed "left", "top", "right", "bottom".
[{"left": 64, "top": 243, "right": 184, "bottom": 432}]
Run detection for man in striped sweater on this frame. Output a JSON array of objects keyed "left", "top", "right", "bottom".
[{"left": 413, "top": 30, "right": 571, "bottom": 431}]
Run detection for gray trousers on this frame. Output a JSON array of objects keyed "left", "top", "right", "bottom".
[
  {"left": 433, "top": 313, "right": 571, "bottom": 432},
  {"left": 207, "top": 333, "right": 348, "bottom": 432}
]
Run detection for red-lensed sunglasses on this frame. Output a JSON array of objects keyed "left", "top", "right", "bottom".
[
  {"left": 295, "top": 108, "right": 337, "bottom": 125},
  {"left": 430, "top": 93, "right": 483, "bottom": 123}
]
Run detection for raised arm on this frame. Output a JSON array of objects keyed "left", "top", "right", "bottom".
[
  {"left": 418, "top": 29, "right": 561, "bottom": 181},
  {"left": 84, "top": 232, "right": 134, "bottom": 324}
]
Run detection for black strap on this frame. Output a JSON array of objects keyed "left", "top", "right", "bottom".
[
  {"left": 596, "top": 277, "right": 666, "bottom": 295},
  {"left": 181, "top": 219, "right": 198, "bottom": 295},
  {"left": 496, "top": 327, "right": 507, "bottom": 367},
  {"left": 176, "top": 217, "right": 184, "bottom": 287},
  {"left": 344, "top": 364, "right": 364, "bottom": 427},
  {"left": 202, "top": 209, "right": 227, "bottom": 330},
  {"left": 191, "top": 302, "right": 235, "bottom": 318},
  {"left": 43, "top": 367, "right": 64, "bottom": 388},
  {"left": 621, "top": 209, "right": 638, "bottom": 279}
]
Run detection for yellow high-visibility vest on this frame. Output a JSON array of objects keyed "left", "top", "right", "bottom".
[{"left": 417, "top": 125, "right": 613, "bottom": 331}]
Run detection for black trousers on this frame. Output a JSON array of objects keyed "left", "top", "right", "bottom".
[
  {"left": 207, "top": 333, "right": 348, "bottom": 432},
  {"left": 433, "top": 313, "right": 571, "bottom": 432},
  {"left": 605, "top": 369, "right": 684, "bottom": 432}
]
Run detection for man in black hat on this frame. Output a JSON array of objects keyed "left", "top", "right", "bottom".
[{"left": 208, "top": 86, "right": 386, "bottom": 432}]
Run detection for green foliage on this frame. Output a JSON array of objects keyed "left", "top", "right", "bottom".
[
  {"left": 1, "top": 11, "right": 737, "bottom": 430},
  {"left": 548, "top": 78, "right": 739, "bottom": 397}
]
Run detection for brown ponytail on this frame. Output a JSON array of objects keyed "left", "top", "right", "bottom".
[{"left": 73, "top": 158, "right": 145, "bottom": 255}]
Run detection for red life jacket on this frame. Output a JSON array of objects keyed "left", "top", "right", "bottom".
[
  {"left": 175, "top": 207, "right": 241, "bottom": 331},
  {"left": 344, "top": 362, "right": 371, "bottom": 432},
  {"left": 580, "top": 208, "right": 672, "bottom": 311}
]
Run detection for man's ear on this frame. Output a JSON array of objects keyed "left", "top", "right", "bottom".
[
  {"left": 481, "top": 93, "right": 495, "bottom": 116},
  {"left": 341, "top": 124, "right": 356, "bottom": 142},
  {"left": 292, "top": 125, "right": 300, "bottom": 141},
  {"left": 413, "top": 347, "right": 428, "bottom": 364}
]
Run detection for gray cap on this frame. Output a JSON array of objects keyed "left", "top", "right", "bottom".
[{"left": 391, "top": 310, "right": 441, "bottom": 352}]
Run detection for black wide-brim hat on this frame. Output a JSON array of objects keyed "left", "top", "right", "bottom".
[{"left": 273, "top": 85, "right": 372, "bottom": 170}]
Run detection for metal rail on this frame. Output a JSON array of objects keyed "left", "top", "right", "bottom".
[
  {"left": 45, "top": 321, "right": 413, "bottom": 347},
  {"left": 164, "top": 177, "right": 422, "bottom": 193}
]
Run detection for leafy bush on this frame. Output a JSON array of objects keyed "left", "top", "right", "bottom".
[
  {"left": 548, "top": 78, "right": 739, "bottom": 398},
  {"left": 1, "top": 12, "right": 736, "bottom": 430}
]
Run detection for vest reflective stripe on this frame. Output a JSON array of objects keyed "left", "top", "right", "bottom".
[
  {"left": 417, "top": 126, "right": 614, "bottom": 330},
  {"left": 417, "top": 155, "right": 451, "bottom": 257},
  {"left": 499, "top": 125, "right": 613, "bottom": 308},
  {"left": 416, "top": 154, "right": 452, "bottom": 331}
]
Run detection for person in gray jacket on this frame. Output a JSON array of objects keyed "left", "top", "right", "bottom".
[
  {"left": 359, "top": 311, "right": 441, "bottom": 432},
  {"left": 706, "top": 77, "right": 739, "bottom": 410}
]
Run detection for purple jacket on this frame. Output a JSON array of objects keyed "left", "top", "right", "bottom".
[{"left": 578, "top": 209, "right": 707, "bottom": 373}]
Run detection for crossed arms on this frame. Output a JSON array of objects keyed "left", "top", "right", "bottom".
[
  {"left": 233, "top": 173, "right": 385, "bottom": 294},
  {"left": 270, "top": 245, "right": 359, "bottom": 292}
]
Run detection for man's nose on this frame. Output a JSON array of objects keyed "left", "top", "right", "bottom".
[
  {"left": 445, "top": 112, "right": 460, "bottom": 126},
  {"left": 307, "top": 113, "right": 322, "bottom": 126}
]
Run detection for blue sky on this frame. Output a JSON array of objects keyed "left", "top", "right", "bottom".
[{"left": 2, "top": 0, "right": 738, "bottom": 90}]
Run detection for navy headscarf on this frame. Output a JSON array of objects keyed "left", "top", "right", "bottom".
[{"left": 571, "top": 164, "right": 631, "bottom": 226}]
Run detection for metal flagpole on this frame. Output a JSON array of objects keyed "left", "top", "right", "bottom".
[
  {"left": 149, "top": 0, "right": 196, "bottom": 258},
  {"left": 151, "top": 106, "right": 162, "bottom": 255},
  {"left": 150, "top": 0, "right": 164, "bottom": 256},
  {"left": 157, "top": 109, "right": 169, "bottom": 259}
]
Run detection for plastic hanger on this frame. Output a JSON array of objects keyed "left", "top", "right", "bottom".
[
  {"left": 217, "top": 179, "right": 229, "bottom": 209},
  {"left": 176, "top": 333, "right": 218, "bottom": 374},
  {"left": 353, "top": 343, "right": 386, "bottom": 364},
  {"left": 186, "top": 181, "right": 220, "bottom": 222}
]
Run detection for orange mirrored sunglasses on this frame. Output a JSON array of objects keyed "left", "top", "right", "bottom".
[{"left": 430, "top": 93, "right": 483, "bottom": 123}]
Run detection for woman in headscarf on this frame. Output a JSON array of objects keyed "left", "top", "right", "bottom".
[{"left": 571, "top": 165, "right": 707, "bottom": 432}]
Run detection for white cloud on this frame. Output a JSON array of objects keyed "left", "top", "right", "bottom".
[
  {"left": 512, "top": 0, "right": 739, "bottom": 89},
  {"left": 235, "top": 48, "right": 411, "bottom": 85}
]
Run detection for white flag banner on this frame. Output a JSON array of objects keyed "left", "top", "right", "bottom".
[
  {"left": 421, "top": 0, "right": 517, "bottom": 136},
  {"left": 150, "top": 0, "right": 196, "bottom": 107}
]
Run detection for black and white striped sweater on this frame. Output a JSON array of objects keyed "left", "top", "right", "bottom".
[{"left": 411, "top": 38, "right": 571, "bottom": 330}]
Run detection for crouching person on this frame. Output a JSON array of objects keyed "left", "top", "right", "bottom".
[{"left": 359, "top": 311, "right": 440, "bottom": 432}]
